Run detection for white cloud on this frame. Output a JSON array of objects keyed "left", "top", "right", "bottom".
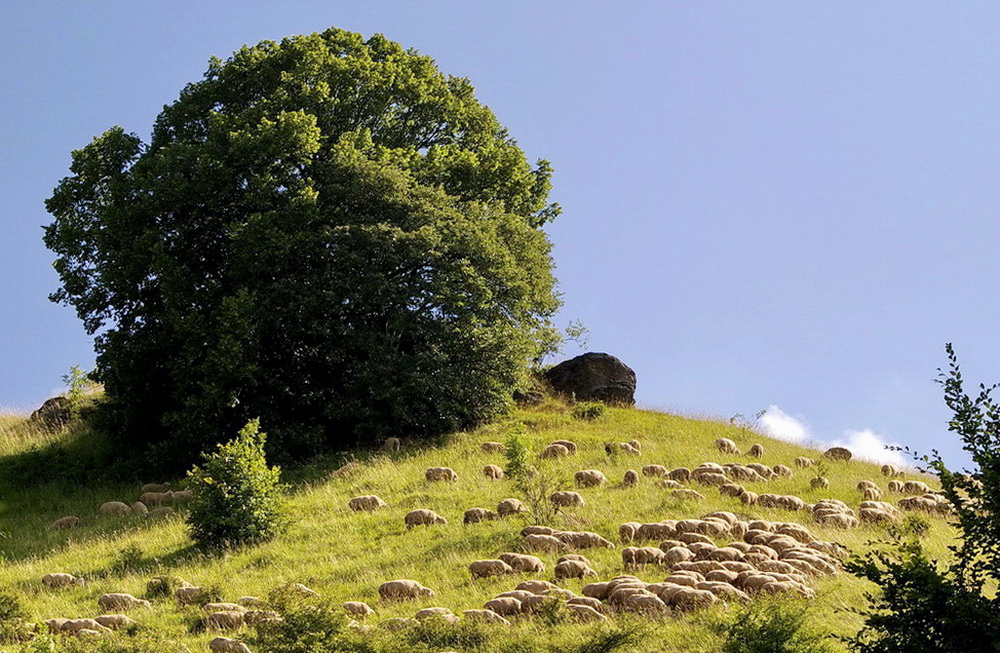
[
  {"left": 758, "top": 405, "right": 810, "bottom": 444},
  {"left": 828, "top": 429, "right": 907, "bottom": 466}
]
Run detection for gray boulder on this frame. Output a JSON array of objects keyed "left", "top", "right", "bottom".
[{"left": 544, "top": 353, "right": 636, "bottom": 405}]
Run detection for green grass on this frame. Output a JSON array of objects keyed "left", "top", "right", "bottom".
[{"left": 0, "top": 402, "right": 957, "bottom": 652}]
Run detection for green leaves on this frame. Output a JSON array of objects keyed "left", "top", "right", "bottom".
[{"left": 44, "top": 27, "right": 561, "bottom": 471}]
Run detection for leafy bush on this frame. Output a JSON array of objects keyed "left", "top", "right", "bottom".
[
  {"left": 185, "top": 419, "right": 286, "bottom": 549},
  {"left": 0, "top": 589, "right": 33, "bottom": 644},
  {"left": 503, "top": 431, "right": 565, "bottom": 524},
  {"left": 571, "top": 401, "right": 605, "bottom": 420},
  {"left": 144, "top": 575, "right": 190, "bottom": 599},
  {"left": 110, "top": 543, "right": 153, "bottom": 576},
  {"left": 253, "top": 595, "right": 351, "bottom": 653},
  {"left": 714, "top": 598, "right": 832, "bottom": 653}
]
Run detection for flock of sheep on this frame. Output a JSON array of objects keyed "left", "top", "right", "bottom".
[
  {"left": 32, "top": 428, "right": 950, "bottom": 651},
  {"left": 47, "top": 483, "right": 191, "bottom": 531}
]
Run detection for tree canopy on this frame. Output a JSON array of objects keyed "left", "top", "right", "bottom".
[{"left": 44, "top": 28, "right": 560, "bottom": 470}]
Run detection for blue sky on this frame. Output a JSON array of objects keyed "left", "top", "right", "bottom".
[{"left": 3, "top": 2, "right": 998, "bottom": 469}]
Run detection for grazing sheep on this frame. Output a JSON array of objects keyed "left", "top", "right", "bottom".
[
  {"left": 748, "top": 444, "right": 764, "bottom": 458},
  {"left": 469, "top": 559, "right": 515, "bottom": 579},
  {"left": 794, "top": 457, "right": 814, "bottom": 468},
  {"left": 642, "top": 464, "right": 667, "bottom": 477},
  {"left": 497, "top": 498, "right": 526, "bottom": 516},
  {"left": 619, "top": 522, "right": 641, "bottom": 542},
  {"left": 695, "top": 472, "right": 729, "bottom": 487},
  {"left": 244, "top": 610, "right": 282, "bottom": 626},
  {"left": 551, "top": 440, "right": 579, "bottom": 454},
  {"left": 424, "top": 467, "right": 458, "bottom": 482},
  {"left": 209, "top": 637, "right": 253, "bottom": 653},
  {"left": 666, "top": 467, "right": 691, "bottom": 482},
  {"left": 149, "top": 506, "right": 174, "bottom": 518},
  {"left": 881, "top": 464, "right": 904, "bottom": 477},
  {"left": 140, "top": 482, "right": 170, "bottom": 493},
  {"left": 348, "top": 495, "right": 387, "bottom": 512},
  {"left": 746, "top": 463, "right": 775, "bottom": 479},
  {"left": 131, "top": 502, "right": 149, "bottom": 515},
  {"left": 606, "top": 442, "right": 641, "bottom": 456},
  {"left": 378, "top": 580, "right": 434, "bottom": 601},
  {"left": 629, "top": 439, "right": 642, "bottom": 451},
  {"left": 555, "top": 560, "right": 597, "bottom": 580},
  {"left": 522, "top": 534, "right": 569, "bottom": 552},
  {"left": 517, "top": 579, "right": 556, "bottom": 594},
  {"left": 482, "top": 464, "right": 505, "bottom": 480},
  {"left": 414, "top": 607, "right": 457, "bottom": 622},
  {"left": 463, "top": 507, "right": 499, "bottom": 524},
  {"left": 175, "top": 586, "right": 205, "bottom": 604},
  {"left": 171, "top": 489, "right": 193, "bottom": 503},
  {"left": 99, "top": 501, "right": 131, "bottom": 515},
  {"left": 208, "top": 611, "right": 246, "bottom": 631},
  {"left": 60, "top": 619, "right": 111, "bottom": 634},
  {"left": 48, "top": 516, "right": 80, "bottom": 531},
  {"left": 381, "top": 437, "right": 401, "bottom": 452},
  {"left": 522, "top": 525, "right": 556, "bottom": 536},
  {"left": 862, "top": 487, "right": 882, "bottom": 501},
  {"left": 344, "top": 601, "right": 374, "bottom": 618},
  {"left": 659, "top": 479, "right": 683, "bottom": 489},
  {"left": 94, "top": 614, "right": 135, "bottom": 630},
  {"left": 672, "top": 489, "right": 706, "bottom": 501},
  {"left": 558, "top": 531, "right": 615, "bottom": 549},
  {"left": 541, "top": 443, "right": 570, "bottom": 459},
  {"left": 720, "top": 483, "right": 745, "bottom": 498},
  {"left": 98, "top": 593, "right": 150, "bottom": 612},
  {"left": 481, "top": 441, "right": 506, "bottom": 454},
  {"left": 716, "top": 438, "right": 740, "bottom": 454},
  {"left": 887, "top": 480, "right": 904, "bottom": 493},
  {"left": 204, "top": 603, "right": 247, "bottom": 613},
  {"left": 42, "top": 573, "right": 84, "bottom": 588},
  {"left": 823, "top": 447, "right": 852, "bottom": 461},
  {"left": 574, "top": 469, "right": 607, "bottom": 487},
  {"left": 623, "top": 469, "right": 640, "bottom": 486},
  {"left": 484, "top": 597, "right": 522, "bottom": 616},
  {"left": 568, "top": 603, "right": 608, "bottom": 622},
  {"left": 810, "top": 476, "right": 830, "bottom": 490},
  {"left": 903, "top": 480, "right": 931, "bottom": 494},
  {"left": 550, "top": 491, "right": 585, "bottom": 508},
  {"left": 404, "top": 509, "right": 447, "bottom": 529},
  {"left": 499, "top": 553, "right": 546, "bottom": 573},
  {"left": 772, "top": 464, "right": 793, "bottom": 478},
  {"left": 139, "top": 491, "right": 172, "bottom": 506},
  {"left": 463, "top": 609, "right": 510, "bottom": 625}
]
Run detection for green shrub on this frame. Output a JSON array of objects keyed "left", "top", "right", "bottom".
[
  {"left": 185, "top": 419, "right": 286, "bottom": 549},
  {"left": 0, "top": 589, "right": 32, "bottom": 644},
  {"left": 144, "top": 575, "right": 191, "bottom": 599},
  {"left": 253, "top": 596, "right": 351, "bottom": 653},
  {"left": 571, "top": 401, "right": 605, "bottom": 421},
  {"left": 110, "top": 543, "right": 152, "bottom": 576},
  {"left": 714, "top": 598, "right": 832, "bottom": 653}
]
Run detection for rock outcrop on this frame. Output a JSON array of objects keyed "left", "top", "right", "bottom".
[{"left": 544, "top": 353, "right": 636, "bottom": 405}]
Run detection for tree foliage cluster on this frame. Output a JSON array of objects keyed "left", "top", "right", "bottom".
[
  {"left": 44, "top": 28, "right": 561, "bottom": 470},
  {"left": 846, "top": 344, "right": 1000, "bottom": 651}
]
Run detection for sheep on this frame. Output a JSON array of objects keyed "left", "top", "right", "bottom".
[
  {"left": 139, "top": 491, "right": 172, "bottom": 506},
  {"left": 48, "top": 516, "right": 80, "bottom": 530},
  {"left": 619, "top": 522, "right": 641, "bottom": 542},
  {"left": 541, "top": 443, "right": 570, "bottom": 459},
  {"left": 903, "top": 480, "right": 931, "bottom": 494},
  {"left": 772, "top": 464, "right": 793, "bottom": 478},
  {"left": 497, "top": 498, "right": 526, "bottom": 516},
  {"left": 481, "top": 441, "right": 506, "bottom": 454},
  {"left": 517, "top": 579, "right": 556, "bottom": 594},
  {"left": 720, "top": 483, "right": 745, "bottom": 498},
  {"left": 623, "top": 469, "right": 639, "bottom": 486},
  {"left": 522, "top": 525, "right": 556, "bottom": 536},
  {"left": 557, "top": 531, "right": 615, "bottom": 549},
  {"left": 42, "top": 572, "right": 84, "bottom": 588},
  {"left": 659, "top": 470, "right": 687, "bottom": 487},
  {"left": 823, "top": 446, "right": 852, "bottom": 461},
  {"left": 660, "top": 479, "right": 683, "bottom": 489},
  {"left": 99, "top": 501, "right": 131, "bottom": 515},
  {"left": 794, "top": 456, "right": 814, "bottom": 468},
  {"left": 746, "top": 463, "right": 775, "bottom": 479},
  {"left": 140, "top": 483, "right": 170, "bottom": 493},
  {"left": 716, "top": 438, "right": 740, "bottom": 454},
  {"left": 642, "top": 464, "right": 667, "bottom": 477},
  {"left": 379, "top": 580, "right": 434, "bottom": 601},
  {"left": 175, "top": 586, "right": 206, "bottom": 604},
  {"left": 404, "top": 509, "right": 447, "bottom": 529},
  {"left": 131, "top": 502, "right": 149, "bottom": 516},
  {"left": 748, "top": 444, "right": 764, "bottom": 458},
  {"left": 695, "top": 472, "right": 729, "bottom": 487},
  {"left": 499, "top": 552, "right": 545, "bottom": 573},
  {"left": 574, "top": 469, "right": 607, "bottom": 487},
  {"left": 348, "top": 495, "right": 387, "bottom": 512},
  {"left": 568, "top": 603, "right": 608, "bottom": 622},
  {"left": 60, "top": 619, "right": 111, "bottom": 635},
  {"left": 672, "top": 489, "right": 706, "bottom": 501},
  {"left": 463, "top": 507, "right": 499, "bottom": 524},
  {"left": 740, "top": 490, "right": 759, "bottom": 505},
  {"left": 209, "top": 637, "right": 253, "bottom": 653},
  {"left": 424, "top": 467, "right": 458, "bottom": 482},
  {"left": 881, "top": 464, "right": 904, "bottom": 477},
  {"left": 44, "top": 618, "right": 69, "bottom": 634},
  {"left": 551, "top": 440, "right": 579, "bottom": 454},
  {"left": 726, "top": 465, "right": 764, "bottom": 482},
  {"left": 810, "top": 476, "right": 830, "bottom": 490},
  {"left": 522, "top": 534, "right": 569, "bottom": 552},
  {"left": 171, "top": 489, "right": 193, "bottom": 503},
  {"left": 463, "top": 609, "right": 510, "bottom": 626},
  {"left": 204, "top": 603, "right": 246, "bottom": 613},
  {"left": 149, "top": 506, "right": 174, "bottom": 518},
  {"left": 550, "top": 491, "right": 585, "bottom": 508},
  {"left": 469, "top": 559, "right": 515, "bottom": 579},
  {"left": 555, "top": 560, "right": 597, "bottom": 580},
  {"left": 607, "top": 442, "right": 641, "bottom": 456},
  {"left": 244, "top": 611, "right": 282, "bottom": 627},
  {"left": 98, "top": 593, "right": 150, "bottom": 612},
  {"left": 888, "top": 480, "right": 904, "bottom": 493},
  {"left": 381, "top": 437, "right": 401, "bottom": 452},
  {"left": 862, "top": 487, "right": 882, "bottom": 501},
  {"left": 208, "top": 611, "right": 246, "bottom": 631},
  {"left": 344, "top": 601, "right": 374, "bottom": 618},
  {"left": 482, "top": 464, "right": 505, "bottom": 480},
  {"left": 483, "top": 596, "right": 522, "bottom": 616}
]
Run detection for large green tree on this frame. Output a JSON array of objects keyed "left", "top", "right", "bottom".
[{"left": 44, "top": 28, "right": 560, "bottom": 470}]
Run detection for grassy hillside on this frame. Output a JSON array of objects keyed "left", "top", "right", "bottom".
[{"left": 0, "top": 402, "right": 956, "bottom": 652}]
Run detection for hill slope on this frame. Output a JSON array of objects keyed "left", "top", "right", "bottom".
[{"left": 0, "top": 404, "right": 955, "bottom": 652}]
